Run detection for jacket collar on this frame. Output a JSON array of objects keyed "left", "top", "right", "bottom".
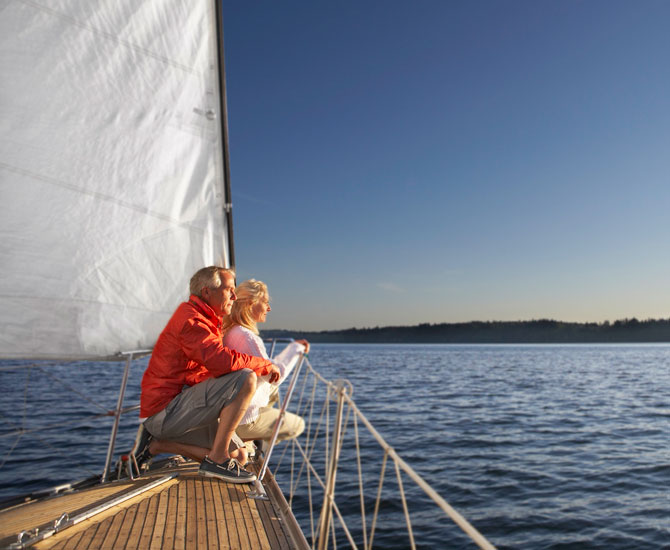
[{"left": 188, "top": 294, "right": 221, "bottom": 325}]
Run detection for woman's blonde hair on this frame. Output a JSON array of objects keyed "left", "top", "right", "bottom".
[{"left": 221, "top": 279, "right": 269, "bottom": 335}]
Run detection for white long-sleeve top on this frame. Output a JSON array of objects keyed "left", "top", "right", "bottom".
[{"left": 222, "top": 325, "right": 305, "bottom": 425}]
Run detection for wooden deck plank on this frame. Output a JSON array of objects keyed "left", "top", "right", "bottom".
[
  {"left": 246, "top": 463, "right": 290, "bottom": 550},
  {"left": 183, "top": 478, "right": 193, "bottom": 549},
  {"left": 137, "top": 492, "right": 158, "bottom": 549},
  {"left": 254, "top": 500, "right": 279, "bottom": 550},
  {"left": 210, "top": 475, "right": 232, "bottom": 550},
  {"left": 86, "top": 514, "right": 115, "bottom": 549},
  {"left": 224, "top": 484, "right": 245, "bottom": 547},
  {"left": 99, "top": 506, "right": 126, "bottom": 549},
  {"left": 162, "top": 484, "right": 177, "bottom": 550},
  {"left": 218, "top": 480, "right": 241, "bottom": 549},
  {"left": 192, "top": 476, "right": 208, "bottom": 549},
  {"left": 184, "top": 478, "right": 198, "bottom": 549},
  {"left": 150, "top": 489, "right": 169, "bottom": 550},
  {"left": 122, "top": 493, "right": 149, "bottom": 549},
  {"left": 113, "top": 497, "right": 139, "bottom": 548},
  {"left": 240, "top": 488, "right": 272, "bottom": 549},
  {"left": 56, "top": 528, "right": 83, "bottom": 550},
  {"left": 255, "top": 496, "right": 289, "bottom": 550},
  {"left": 47, "top": 529, "right": 77, "bottom": 550},
  {"left": 227, "top": 483, "right": 253, "bottom": 550},
  {"left": 72, "top": 517, "right": 100, "bottom": 550},
  {"left": 203, "top": 479, "right": 219, "bottom": 549},
  {"left": 173, "top": 475, "right": 187, "bottom": 550}
]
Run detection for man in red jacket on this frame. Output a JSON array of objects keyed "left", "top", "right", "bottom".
[{"left": 138, "top": 266, "right": 279, "bottom": 483}]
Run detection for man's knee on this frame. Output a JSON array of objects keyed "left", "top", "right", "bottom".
[{"left": 239, "top": 368, "right": 256, "bottom": 395}]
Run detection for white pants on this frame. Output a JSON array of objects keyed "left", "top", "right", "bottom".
[{"left": 236, "top": 406, "right": 305, "bottom": 442}]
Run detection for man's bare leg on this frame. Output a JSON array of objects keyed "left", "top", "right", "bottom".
[
  {"left": 148, "top": 440, "right": 208, "bottom": 462},
  {"left": 208, "top": 371, "right": 256, "bottom": 463},
  {"left": 148, "top": 440, "right": 248, "bottom": 464}
]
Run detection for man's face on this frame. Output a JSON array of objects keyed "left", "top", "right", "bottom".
[{"left": 202, "top": 272, "right": 236, "bottom": 317}]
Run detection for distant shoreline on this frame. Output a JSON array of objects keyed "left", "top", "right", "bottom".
[{"left": 261, "top": 318, "right": 670, "bottom": 344}]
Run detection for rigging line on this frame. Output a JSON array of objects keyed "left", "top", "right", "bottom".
[
  {"left": 0, "top": 432, "right": 23, "bottom": 470},
  {"left": 395, "top": 461, "right": 417, "bottom": 550},
  {"left": 35, "top": 366, "right": 111, "bottom": 413},
  {"left": 368, "top": 451, "right": 389, "bottom": 550},
  {"left": 0, "top": 163, "right": 222, "bottom": 237},
  {"left": 353, "top": 414, "right": 369, "bottom": 550},
  {"left": 307, "top": 453, "right": 315, "bottom": 545},
  {"left": 17, "top": 0, "right": 203, "bottom": 75}
]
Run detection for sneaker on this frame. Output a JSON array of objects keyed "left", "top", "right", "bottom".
[
  {"left": 131, "top": 424, "right": 154, "bottom": 471},
  {"left": 198, "top": 456, "right": 257, "bottom": 484}
]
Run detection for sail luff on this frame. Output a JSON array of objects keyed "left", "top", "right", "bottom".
[{"left": 215, "top": 0, "right": 236, "bottom": 271}]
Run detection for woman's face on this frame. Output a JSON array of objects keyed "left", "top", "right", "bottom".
[{"left": 251, "top": 295, "right": 271, "bottom": 324}]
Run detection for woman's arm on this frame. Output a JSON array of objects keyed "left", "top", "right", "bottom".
[{"left": 272, "top": 340, "right": 307, "bottom": 383}]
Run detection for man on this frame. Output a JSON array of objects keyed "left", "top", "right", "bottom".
[{"left": 138, "top": 266, "right": 280, "bottom": 483}]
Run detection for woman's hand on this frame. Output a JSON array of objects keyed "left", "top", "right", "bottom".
[{"left": 296, "top": 339, "right": 310, "bottom": 354}]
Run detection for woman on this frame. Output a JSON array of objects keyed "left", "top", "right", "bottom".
[{"left": 221, "top": 279, "right": 309, "bottom": 451}]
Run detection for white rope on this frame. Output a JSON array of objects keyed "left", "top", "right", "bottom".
[
  {"left": 368, "top": 450, "right": 388, "bottom": 549},
  {"left": 395, "top": 460, "right": 416, "bottom": 550},
  {"left": 353, "top": 414, "right": 368, "bottom": 550}
]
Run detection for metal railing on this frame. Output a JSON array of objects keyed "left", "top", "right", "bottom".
[{"left": 261, "top": 341, "right": 497, "bottom": 550}]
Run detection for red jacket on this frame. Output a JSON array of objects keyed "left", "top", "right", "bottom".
[{"left": 140, "top": 295, "right": 273, "bottom": 418}]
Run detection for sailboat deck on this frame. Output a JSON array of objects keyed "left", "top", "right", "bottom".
[{"left": 0, "top": 460, "right": 303, "bottom": 550}]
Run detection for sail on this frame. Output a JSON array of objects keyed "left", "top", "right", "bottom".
[{"left": 0, "top": 0, "right": 233, "bottom": 359}]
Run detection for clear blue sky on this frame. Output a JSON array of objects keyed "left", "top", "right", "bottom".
[{"left": 222, "top": 0, "right": 670, "bottom": 331}]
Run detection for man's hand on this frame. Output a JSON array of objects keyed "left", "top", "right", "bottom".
[
  {"left": 296, "top": 339, "right": 310, "bottom": 354},
  {"left": 266, "top": 363, "right": 281, "bottom": 384}
]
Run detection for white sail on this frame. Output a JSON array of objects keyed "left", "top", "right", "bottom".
[{"left": 0, "top": 0, "right": 233, "bottom": 359}]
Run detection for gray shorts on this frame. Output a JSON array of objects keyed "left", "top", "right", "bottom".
[{"left": 143, "top": 369, "right": 253, "bottom": 450}]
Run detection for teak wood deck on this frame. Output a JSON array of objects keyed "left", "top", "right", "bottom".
[{"left": 0, "top": 460, "right": 306, "bottom": 550}]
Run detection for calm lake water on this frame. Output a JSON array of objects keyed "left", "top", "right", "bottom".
[{"left": 1, "top": 344, "right": 669, "bottom": 549}]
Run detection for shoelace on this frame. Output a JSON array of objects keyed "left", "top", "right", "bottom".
[{"left": 226, "top": 458, "right": 241, "bottom": 474}]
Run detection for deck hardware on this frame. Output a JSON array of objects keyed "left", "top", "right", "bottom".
[
  {"left": 248, "top": 478, "right": 269, "bottom": 501},
  {"left": 11, "top": 529, "right": 38, "bottom": 549},
  {"left": 53, "top": 513, "right": 69, "bottom": 530}
]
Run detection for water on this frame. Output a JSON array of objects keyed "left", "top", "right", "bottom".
[{"left": 1, "top": 344, "right": 669, "bottom": 549}]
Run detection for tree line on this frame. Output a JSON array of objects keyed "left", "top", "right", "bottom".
[{"left": 262, "top": 318, "right": 670, "bottom": 344}]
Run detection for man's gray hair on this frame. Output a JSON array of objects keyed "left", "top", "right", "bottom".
[{"left": 189, "top": 266, "right": 235, "bottom": 297}]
